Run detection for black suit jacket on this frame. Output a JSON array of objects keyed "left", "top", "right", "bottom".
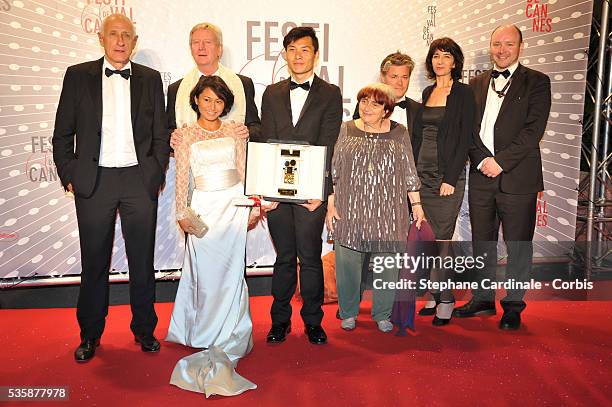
[
  {"left": 255, "top": 75, "right": 343, "bottom": 195},
  {"left": 166, "top": 74, "right": 261, "bottom": 139},
  {"left": 469, "top": 64, "right": 551, "bottom": 194},
  {"left": 412, "top": 81, "right": 476, "bottom": 187},
  {"left": 52, "top": 57, "right": 170, "bottom": 199},
  {"left": 352, "top": 96, "right": 420, "bottom": 136}
]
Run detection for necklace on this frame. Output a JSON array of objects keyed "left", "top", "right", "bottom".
[
  {"left": 362, "top": 120, "right": 384, "bottom": 139},
  {"left": 361, "top": 120, "right": 384, "bottom": 173},
  {"left": 491, "top": 76, "right": 512, "bottom": 98}
]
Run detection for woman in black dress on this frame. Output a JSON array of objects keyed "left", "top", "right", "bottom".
[{"left": 412, "top": 37, "right": 475, "bottom": 325}]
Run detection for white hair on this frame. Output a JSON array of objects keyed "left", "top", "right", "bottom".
[
  {"left": 100, "top": 13, "right": 136, "bottom": 36},
  {"left": 189, "top": 22, "right": 223, "bottom": 46}
]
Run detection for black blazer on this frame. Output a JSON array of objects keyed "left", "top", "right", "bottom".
[
  {"left": 255, "top": 75, "right": 343, "bottom": 194},
  {"left": 353, "top": 96, "right": 420, "bottom": 136},
  {"left": 469, "top": 64, "right": 551, "bottom": 194},
  {"left": 411, "top": 81, "right": 475, "bottom": 187},
  {"left": 166, "top": 73, "right": 261, "bottom": 140},
  {"left": 52, "top": 58, "right": 170, "bottom": 199}
]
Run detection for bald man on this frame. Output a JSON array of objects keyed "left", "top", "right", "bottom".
[
  {"left": 454, "top": 25, "right": 551, "bottom": 330},
  {"left": 53, "top": 14, "right": 169, "bottom": 361}
]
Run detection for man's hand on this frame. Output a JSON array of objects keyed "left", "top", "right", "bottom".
[
  {"left": 300, "top": 199, "right": 322, "bottom": 212},
  {"left": 226, "top": 120, "right": 249, "bottom": 140},
  {"left": 170, "top": 127, "right": 185, "bottom": 150},
  {"left": 440, "top": 182, "right": 455, "bottom": 196},
  {"left": 480, "top": 157, "right": 503, "bottom": 178}
]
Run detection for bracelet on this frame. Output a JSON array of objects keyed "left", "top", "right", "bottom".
[{"left": 411, "top": 202, "right": 422, "bottom": 207}]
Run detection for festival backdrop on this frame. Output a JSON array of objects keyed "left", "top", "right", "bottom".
[{"left": 0, "top": 0, "right": 591, "bottom": 279}]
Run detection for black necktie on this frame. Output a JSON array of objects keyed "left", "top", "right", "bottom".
[
  {"left": 396, "top": 99, "right": 407, "bottom": 109},
  {"left": 491, "top": 69, "right": 510, "bottom": 79},
  {"left": 105, "top": 67, "right": 131, "bottom": 80},
  {"left": 289, "top": 81, "right": 310, "bottom": 91}
]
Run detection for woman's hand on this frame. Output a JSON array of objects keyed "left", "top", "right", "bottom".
[
  {"left": 325, "top": 195, "right": 341, "bottom": 232},
  {"left": 261, "top": 200, "right": 279, "bottom": 212},
  {"left": 247, "top": 207, "right": 261, "bottom": 229},
  {"left": 412, "top": 205, "right": 426, "bottom": 230},
  {"left": 440, "top": 182, "right": 455, "bottom": 196},
  {"left": 178, "top": 218, "right": 195, "bottom": 234}
]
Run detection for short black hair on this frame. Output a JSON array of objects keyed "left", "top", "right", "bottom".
[
  {"left": 425, "top": 37, "right": 464, "bottom": 81},
  {"left": 189, "top": 76, "right": 234, "bottom": 118},
  {"left": 283, "top": 26, "right": 319, "bottom": 53}
]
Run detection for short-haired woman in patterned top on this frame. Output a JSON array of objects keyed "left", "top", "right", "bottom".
[{"left": 326, "top": 83, "right": 424, "bottom": 333}]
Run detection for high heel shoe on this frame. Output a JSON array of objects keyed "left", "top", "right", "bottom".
[{"left": 432, "top": 301, "right": 455, "bottom": 326}]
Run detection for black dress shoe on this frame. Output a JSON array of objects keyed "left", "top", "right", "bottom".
[
  {"left": 453, "top": 299, "right": 496, "bottom": 318},
  {"left": 305, "top": 324, "right": 327, "bottom": 345},
  {"left": 432, "top": 316, "right": 450, "bottom": 326},
  {"left": 74, "top": 338, "right": 100, "bottom": 362},
  {"left": 266, "top": 322, "right": 291, "bottom": 343},
  {"left": 499, "top": 311, "right": 521, "bottom": 330},
  {"left": 134, "top": 334, "right": 161, "bottom": 352}
]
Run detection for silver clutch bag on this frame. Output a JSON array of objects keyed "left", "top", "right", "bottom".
[{"left": 184, "top": 207, "right": 209, "bottom": 238}]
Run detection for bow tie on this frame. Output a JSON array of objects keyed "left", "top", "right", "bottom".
[
  {"left": 491, "top": 69, "right": 510, "bottom": 79},
  {"left": 396, "top": 99, "right": 407, "bottom": 109},
  {"left": 289, "top": 81, "right": 310, "bottom": 91},
  {"left": 105, "top": 67, "right": 130, "bottom": 80}
]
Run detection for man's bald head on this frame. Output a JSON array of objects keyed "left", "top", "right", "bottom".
[{"left": 490, "top": 24, "right": 524, "bottom": 69}]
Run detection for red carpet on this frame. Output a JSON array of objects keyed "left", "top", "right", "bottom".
[{"left": 1, "top": 297, "right": 611, "bottom": 406}]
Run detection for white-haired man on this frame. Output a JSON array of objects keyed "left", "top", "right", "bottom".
[
  {"left": 167, "top": 22, "right": 261, "bottom": 138},
  {"left": 53, "top": 14, "right": 169, "bottom": 362}
]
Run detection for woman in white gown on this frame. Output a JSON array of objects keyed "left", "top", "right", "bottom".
[{"left": 166, "top": 76, "right": 257, "bottom": 397}]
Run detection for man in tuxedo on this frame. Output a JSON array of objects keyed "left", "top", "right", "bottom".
[
  {"left": 166, "top": 22, "right": 260, "bottom": 138},
  {"left": 353, "top": 51, "right": 420, "bottom": 135},
  {"left": 52, "top": 14, "right": 169, "bottom": 361},
  {"left": 253, "top": 27, "right": 343, "bottom": 345},
  {"left": 454, "top": 25, "right": 551, "bottom": 330}
]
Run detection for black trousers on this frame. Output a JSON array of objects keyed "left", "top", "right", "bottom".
[
  {"left": 74, "top": 166, "right": 158, "bottom": 340},
  {"left": 267, "top": 202, "right": 326, "bottom": 326},
  {"left": 468, "top": 175, "right": 537, "bottom": 313}
]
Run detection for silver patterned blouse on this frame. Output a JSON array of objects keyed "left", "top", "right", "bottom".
[{"left": 331, "top": 120, "right": 420, "bottom": 252}]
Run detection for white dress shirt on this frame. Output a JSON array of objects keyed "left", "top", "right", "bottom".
[
  {"left": 199, "top": 68, "right": 220, "bottom": 78},
  {"left": 477, "top": 61, "right": 519, "bottom": 169},
  {"left": 99, "top": 59, "right": 138, "bottom": 167},
  {"left": 289, "top": 73, "right": 314, "bottom": 127},
  {"left": 390, "top": 93, "right": 408, "bottom": 129}
]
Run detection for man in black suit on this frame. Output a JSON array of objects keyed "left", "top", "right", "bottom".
[
  {"left": 166, "top": 22, "right": 260, "bottom": 139},
  {"left": 352, "top": 51, "right": 420, "bottom": 135},
  {"left": 253, "top": 27, "right": 343, "bottom": 345},
  {"left": 52, "top": 14, "right": 170, "bottom": 361},
  {"left": 454, "top": 25, "right": 551, "bottom": 330}
]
